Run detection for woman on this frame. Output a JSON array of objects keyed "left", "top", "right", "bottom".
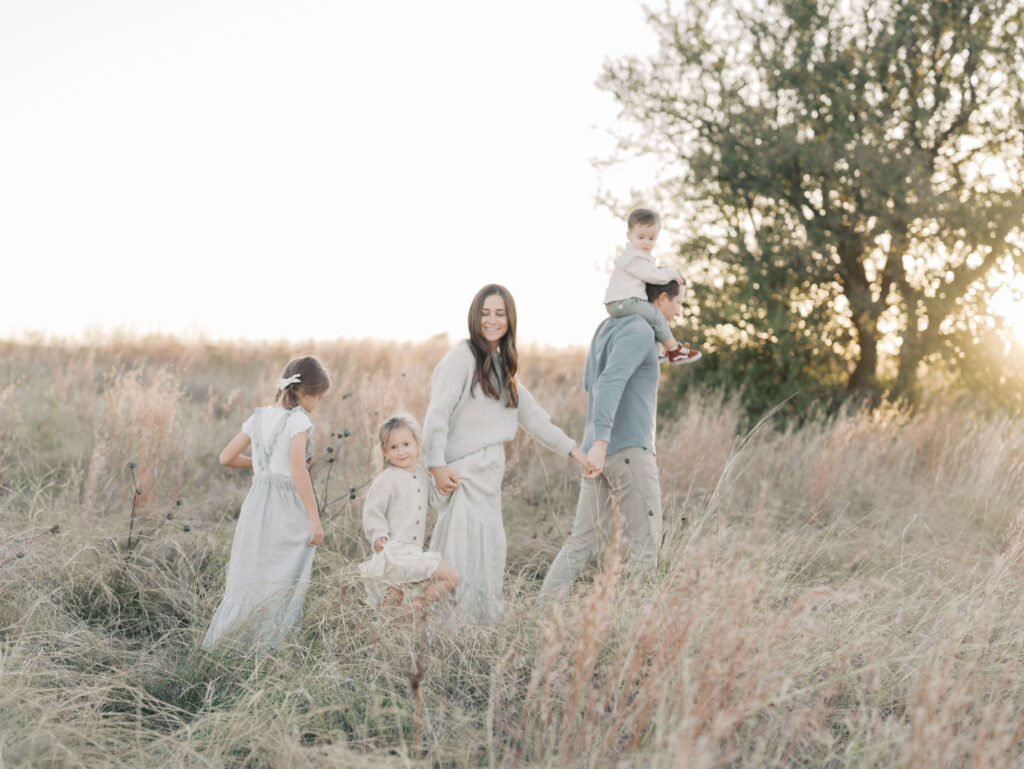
[{"left": 423, "top": 284, "right": 587, "bottom": 623}]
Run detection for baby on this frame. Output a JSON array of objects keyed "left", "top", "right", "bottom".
[{"left": 603, "top": 208, "right": 701, "bottom": 365}]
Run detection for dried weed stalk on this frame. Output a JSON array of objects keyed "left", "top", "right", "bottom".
[{"left": 83, "top": 366, "right": 188, "bottom": 515}]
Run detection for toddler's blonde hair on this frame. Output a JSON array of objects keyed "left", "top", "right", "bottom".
[{"left": 378, "top": 413, "right": 423, "bottom": 466}]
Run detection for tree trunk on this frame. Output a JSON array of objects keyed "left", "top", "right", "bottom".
[
  {"left": 848, "top": 311, "right": 879, "bottom": 395},
  {"left": 894, "top": 309, "right": 924, "bottom": 402},
  {"left": 837, "top": 234, "right": 880, "bottom": 396}
]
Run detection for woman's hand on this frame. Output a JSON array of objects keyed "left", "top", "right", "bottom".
[
  {"left": 374, "top": 536, "right": 388, "bottom": 553},
  {"left": 430, "top": 465, "right": 460, "bottom": 495},
  {"left": 569, "top": 447, "right": 589, "bottom": 470},
  {"left": 307, "top": 517, "right": 324, "bottom": 546}
]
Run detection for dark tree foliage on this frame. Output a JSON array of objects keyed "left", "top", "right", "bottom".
[{"left": 603, "top": 0, "right": 1024, "bottom": 415}]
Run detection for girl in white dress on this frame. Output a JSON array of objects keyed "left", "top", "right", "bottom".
[
  {"left": 358, "top": 415, "right": 460, "bottom": 611},
  {"left": 424, "top": 284, "right": 588, "bottom": 623},
  {"left": 202, "top": 355, "right": 330, "bottom": 653}
]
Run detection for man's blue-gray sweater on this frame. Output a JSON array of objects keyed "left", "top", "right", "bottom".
[{"left": 581, "top": 315, "right": 660, "bottom": 455}]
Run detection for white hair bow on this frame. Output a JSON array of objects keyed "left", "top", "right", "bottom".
[{"left": 276, "top": 373, "right": 302, "bottom": 390}]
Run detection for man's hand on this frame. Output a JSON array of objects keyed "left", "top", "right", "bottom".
[{"left": 584, "top": 441, "right": 608, "bottom": 479}]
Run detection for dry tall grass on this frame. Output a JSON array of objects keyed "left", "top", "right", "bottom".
[{"left": 1, "top": 336, "right": 1023, "bottom": 768}]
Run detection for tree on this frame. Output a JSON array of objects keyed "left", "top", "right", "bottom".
[{"left": 602, "top": 0, "right": 1024, "bottom": 409}]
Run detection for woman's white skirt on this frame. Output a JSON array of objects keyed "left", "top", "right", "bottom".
[
  {"left": 358, "top": 541, "right": 442, "bottom": 605},
  {"left": 429, "top": 443, "right": 507, "bottom": 624}
]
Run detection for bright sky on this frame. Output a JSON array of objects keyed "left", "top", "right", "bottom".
[{"left": 0, "top": 0, "right": 659, "bottom": 347}]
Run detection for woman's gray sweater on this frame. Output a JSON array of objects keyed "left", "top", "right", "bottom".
[{"left": 423, "top": 341, "right": 577, "bottom": 467}]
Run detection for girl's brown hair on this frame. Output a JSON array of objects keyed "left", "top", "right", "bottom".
[
  {"left": 275, "top": 355, "right": 331, "bottom": 409},
  {"left": 378, "top": 413, "right": 422, "bottom": 466},
  {"left": 466, "top": 283, "right": 518, "bottom": 408}
]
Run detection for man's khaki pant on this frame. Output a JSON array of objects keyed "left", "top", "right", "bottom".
[{"left": 540, "top": 445, "right": 662, "bottom": 594}]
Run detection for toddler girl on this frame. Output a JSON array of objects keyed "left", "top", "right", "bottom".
[
  {"left": 202, "top": 355, "right": 330, "bottom": 652},
  {"left": 604, "top": 207, "right": 702, "bottom": 365},
  {"left": 358, "top": 414, "right": 459, "bottom": 612}
]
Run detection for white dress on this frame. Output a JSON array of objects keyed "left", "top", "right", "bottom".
[
  {"left": 357, "top": 465, "right": 444, "bottom": 605},
  {"left": 423, "top": 342, "right": 577, "bottom": 624},
  {"left": 428, "top": 443, "right": 508, "bottom": 622},
  {"left": 202, "top": 406, "right": 316, "bottom": 653}
]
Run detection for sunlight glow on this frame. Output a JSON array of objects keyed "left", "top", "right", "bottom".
[
  {"left": 990, "top": 276, "right": 1024, "bottom": 343},
  {"left": 0, "top": 1, "right": 665, "bottom": 348}
]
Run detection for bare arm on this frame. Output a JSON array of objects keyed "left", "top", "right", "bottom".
[
  {"left": 219, "top": 433, "right": 253, "bottom": 469},
  {"left": 290, "top": 432, "right": 323, "bottom": 546}
]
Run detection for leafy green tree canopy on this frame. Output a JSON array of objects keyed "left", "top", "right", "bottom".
[{"left": 602, "top": 0, "right": 1024, "bottom": 413}]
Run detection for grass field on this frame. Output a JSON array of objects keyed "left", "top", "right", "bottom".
[{"left": 2, "top": 336, "right": 1023, "bottom": 768}]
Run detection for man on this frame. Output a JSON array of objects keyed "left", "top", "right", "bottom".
[{"left": 540, "top": 279, "right": 685, "bottom": 593}]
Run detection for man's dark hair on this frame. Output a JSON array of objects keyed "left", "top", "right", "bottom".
[{"left": 645, "top": 279, "right": 681, "bottom": 302}]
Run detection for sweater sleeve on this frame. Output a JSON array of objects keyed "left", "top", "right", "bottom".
[
  {"left": 423, "top": 343, "right": 473, "bottom": 468},
  {"left": 590, "top": 322, "right": 651, "bottom": 443},
  {"left": 427, "top": 477, "right": 445, "bottom": 511},
  {"left": 516, "top": 384, "right": 577, "bottom": 456},
  {"left": 361, "top": 473, "right": 393, "bottom": 545},
  {"left": 622, "top": 252, "right": 680, "bottom": 285}
]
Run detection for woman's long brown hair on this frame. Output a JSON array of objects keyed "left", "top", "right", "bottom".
[{"left": 466, "top": 284, "right": 518, "bottom": 407}]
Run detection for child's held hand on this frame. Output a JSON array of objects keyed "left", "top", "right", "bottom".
[
  {"left": 431, "top": 465, "right": 460, "bottom": 495},
  {"left": 374, "top": 536, "right": 388, "bottom": 553},
  {"left": 307, "top": 519, "right": 324, "bottom": 546}
]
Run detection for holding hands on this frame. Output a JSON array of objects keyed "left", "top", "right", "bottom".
[
  {"left": 584, "top": 441, "right": 607, "bottom": 479},
  {"left": 430, "top": 446, "right": 605, "bottom": 492},
  {"left": 431, "top": 465, "right": 461, "bottom": 495},
  {"left": 570, "top": 444, "right": 604, "bottom": 479}
]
